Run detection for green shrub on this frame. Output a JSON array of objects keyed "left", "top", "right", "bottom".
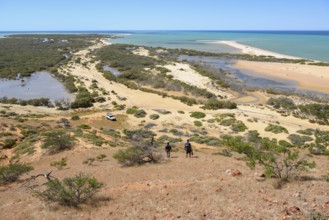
[
  {"left": 126, "top": 106, "right": 138, "bottom": 114},
  {"left": 71, "top": 115, "right": 80, "bottom": 121},
  {"left": 190, "top": 111, "right": 206, "bottom": 119},
  {"left": 34, "top": 173, "right": 103, "bottom": 207},
  {"left": 219, "top": 118, "right": 236, "bottom": 126},
  {"left": 149, "top": 114, "right": 160, "bottom": 120},
  {"left": 78, "top": 124, "right": 91, "bottom": 129},
  {"left": 177, "top": 110, "right": 185, "bottom": 114},
  {"left": 265, "top": 124, "right": 288, "bottom": 134},
  {"left": 0, "top": 163, "right": 34, "bottom": 184},
  {"left": 267, "top": 97, "right": 297, "bottom": 110},
  {"left": 231, "top": 121, "right": 248, "bottom": 132},
  {"left": 50, "top": 158, "right": 68, "bottom": 170},
  {"left": 202, "top": 99, "right": 237, "bottom": 110},
  {"left": 113, "top": 142, "right": 163, "bottom": 166},
  {"left": 194, "top": 121, "right": 203, "bottom": 127},
  {"left": 189, "top": 135, "right": 221, "bottom": 146},
  {"left": 288, "top": 134, "right": 314, "bottom": 147},
  {"left": 296, "top": 129, "right": 314, "bottom": 136},
  {"left": 134, "top": 109, "right": 147, "bottom": 118},
  {"left": 2, "top": 138, "right": 16, "bottom": 149},
  {"left": 222, "top": 135, "right": 316, "bottom": 180},
  {"left": 96, "top": 154, "right": 107, "bottom": 161},
  {"left": 42, "top": 130, "right": 76, "bottom": 154}
]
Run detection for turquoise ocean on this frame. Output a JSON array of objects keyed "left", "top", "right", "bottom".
[
  {"left": 109, "top": 31, "right": 329, "bottom": 62},
  {"left": 1, "top": 31, "right": 329, "bottom": 61}
]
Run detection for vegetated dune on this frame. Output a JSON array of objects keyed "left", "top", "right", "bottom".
[{"left": 1, "top": 42, "right": 329, "bottom": 219}]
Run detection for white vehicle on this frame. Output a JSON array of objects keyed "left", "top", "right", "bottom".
[{"left": 106, "top": 113, "right": 116, "bottom": 121}]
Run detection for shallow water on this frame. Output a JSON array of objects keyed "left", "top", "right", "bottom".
[
  {"left": 0, "top": 72, "right": 73, "bottom": 101},
  {"left": 179, "top": 55, "right": 297, "bottom": 89},
  {"left": 110, "top": 31, "right": 329, "bottom": 62},
  {"left": 103, "top": 65, "right": 121, "bottom": 76}
]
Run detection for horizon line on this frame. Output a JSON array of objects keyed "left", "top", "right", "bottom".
[{"left": 1, "top": 29, "right": 329, "bottom": 32}]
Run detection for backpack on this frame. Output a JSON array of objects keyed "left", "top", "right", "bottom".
[{"left": 185, "top": 142, "right": 191, "bottom": 151}]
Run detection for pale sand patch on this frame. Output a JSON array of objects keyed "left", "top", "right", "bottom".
[
  {"left": 236, "top": 60, "right": 329, "bottom": 94},
  {"left": 164, "top": 63, "right": 233, "bottom": 98},
  {"left": 215, "top": 41, "right": 302, "bottom": 60},
  {"left": 133, "top": 47, "right": 150, "bottom": 57}
]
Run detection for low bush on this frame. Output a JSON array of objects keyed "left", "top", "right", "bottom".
[
  {"left": 149, "top": 114, "right": 160, "bottom": 120},
  {"left": 202, "top": 99, "right": 237, "bottom": 110},
  {"left": 78, "top": 124, "right": 91, "bottom": 129},
  {"left": 113, "top": 142, "right": 163, "bottom": 166},
  {"left": 134, "top": 109, "right": 147, "bottom": 118},
  {"left": 50, "top": 157, "right": 68, "bottom": 170},
  {"left": 126, "top": 106, "right": 138, "bottom": 114},
  {"left": 194, "top": 121, "right": 203, "bottom": 127},
  {"left": 265, "top": 124, "right": 289, "bottom": 134},
  {"left": 190, "top": 111, "right": 206, "bottom": 119},
  {"left": 2, "top": 138, "right": 16, "bottom": 149},
  {"left": 71, "top": 115, "right": 80, "bottom": 121},
  {"left": 231, "top": 121, "right": 248, "bottom": 132},
  {"left": 222, "top": 135, "right": 316, "bottom": 180},
  {"left": 34, "top": 173, "right": 103, "bottom": 207},
  {"left": 42, "top": 130, "right": 76, "bottom": 154},
  {"left": 0, "top": 163, "right": 34, "bottom": 184},
  {"left": 288, "top": 134, "right": 313, "bottom": 147}
]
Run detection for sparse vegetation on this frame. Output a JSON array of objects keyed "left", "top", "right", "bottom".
[
  {"left": 265, "top": 124, "right": 289, "bottom": 134},
  {"left": 50, "top": 157, "right": 68, "bottom": 170},
  {"left": 0, "top": 163, "right": 34, "bottom": 184},
  {"left": 222, "top": 135, "right": 316, "bottom": 180},
  {"left": 34, "top": 173, "right": 103, "bottom": 207},
  {"left": 190, "top": 111, "right": 206, "bottom": 119},
  {"left": 201, "top": 99, "right": 237, "bottom": 110},
  {"left": 149, "top": 114, "right": 160, "bottom": 120},
  {"left": 194, "top": 121, "right": 203, "bottom": 127},
  {"left": 42, "top": 130, "right": 76, "bottom": 154}
]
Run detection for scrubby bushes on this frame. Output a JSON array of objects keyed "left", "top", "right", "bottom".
[
  {"left": 265, "top": 124, "right": 289, "bottom": 134},
  {"left": 194, "top": 121, "right": 203, "bottom": 127},
  {"left": 50, "top": 158, "right": 68, "bottom": 170},
  {"left": 70, "top": 87, "right": 95, "bottom": 109},
  {"left": 42, "top": 130, "right": 76, "bottom": 154},
  {"left": 288, "top": 134, "right": 313, "bottom": 147},
  {"left": 0, "top": 163, "right": 34, "bottom": 184},
  {"left": 149, "top": 114, "right": 160, "bottom": 120},
  {"left": 202, "top": 99, "right": 237, "bottom": 110},
  {"left": 2, "top": 138, "right": 16, "bottom": 149},
  {"left": 267, "top": 97, "right": 329, "bottom": 125},
  {"left": 190, "top": 111, "right": 206, "bottom": 119},
  {"left": 222, "top": 135, "right": 316, "bottom": 180},
  {"left": 267, "top": 97, "right": 297, "bottom": 110},
  {"left": 34, "top": 173, "right": 103, "bottom": 207}
]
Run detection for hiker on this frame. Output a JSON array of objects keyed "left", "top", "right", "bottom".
[
  {"left": 165, "top": 142, "right": 172, "bottom": 158},
  {"left": 185, "top": 139, "right": 193, "bottom": 158}
]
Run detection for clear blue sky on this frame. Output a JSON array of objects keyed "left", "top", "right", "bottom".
[{"left": 0, "top": 0, "right": 328, "bottom": 31}]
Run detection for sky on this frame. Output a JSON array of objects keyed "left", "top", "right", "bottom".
[{"left": 0, "top": 0, "right": 329, "bottom": 31}]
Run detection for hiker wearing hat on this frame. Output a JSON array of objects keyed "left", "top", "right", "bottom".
[{"left": 184, "top": 139, "right": 193, "bottom": 158}]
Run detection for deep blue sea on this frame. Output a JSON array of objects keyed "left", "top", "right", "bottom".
[{"left": 1, "top": 30, "right": 329, "bottom": 61}]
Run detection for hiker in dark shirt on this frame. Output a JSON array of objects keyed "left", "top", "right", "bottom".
[
  {"left": 185, "top": 139, "right": 193, "bottom": 158},
  {"left": 165, "top": 142, "right": 172, "bottom": 158}
]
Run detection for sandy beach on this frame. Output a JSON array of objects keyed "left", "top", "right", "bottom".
[
  {"left": 236, "top": 60, "right": 329, "bottom": 93},
  {"left": 215, "top": 40, "right": 302, "bottom": 60}
]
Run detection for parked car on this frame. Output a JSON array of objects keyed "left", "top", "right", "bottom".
[{"left": 106, "top": 113, "right": 116, "bottom": 121}]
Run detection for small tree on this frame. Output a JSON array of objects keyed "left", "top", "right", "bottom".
[
  {"left": 34, "top": 173, "right": 103, "bottom": 207},
  {"left": 0, "top": 163, "right": 34, "bottom": 184},
  {"left": 222, "top": 135, "right": 315, "bottom": 179}
]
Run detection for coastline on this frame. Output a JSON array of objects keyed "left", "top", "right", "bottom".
[
  {"left": 213, "top": 40, "right": 303, "bottom": 60},
  {"left": 236, "top": 60, "right": 329, "bottom": 94}
]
